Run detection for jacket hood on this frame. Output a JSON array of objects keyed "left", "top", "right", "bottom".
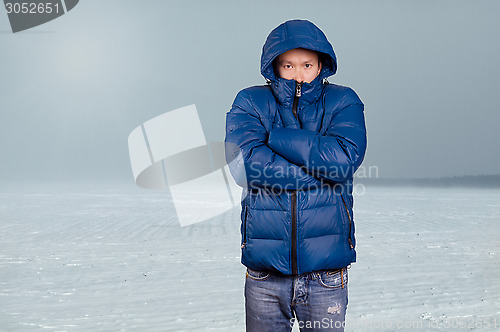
[{"left": 260, "top": 19, "right": 337, "bottom": 82}]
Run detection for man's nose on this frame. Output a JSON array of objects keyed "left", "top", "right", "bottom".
[{"left": 294, "top": 70, "right": 304, "bottom": 83}]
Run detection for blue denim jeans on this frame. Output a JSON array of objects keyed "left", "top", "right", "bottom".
[{"left": 245, "top": 267, "right": 348, "bottom": 332}]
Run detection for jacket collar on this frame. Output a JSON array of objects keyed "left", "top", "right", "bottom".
[{"left": 269, "top": 75, "right": 324, "bottom": 107}]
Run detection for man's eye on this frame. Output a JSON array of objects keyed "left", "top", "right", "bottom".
[
  {"left": 284, "top": 65, "right": 292, "bottom": 69},
  {"left": 305, "top": 64, "right": 312, "bottom": 68}
]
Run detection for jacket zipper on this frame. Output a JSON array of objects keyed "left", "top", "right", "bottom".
[
  {"left": 291, "top": 81, "right": 302, "bottom": 275},
  {"left": 292, "top": 81, "right": 301, "bottom": 119},
  {"left": 340, "top": 194, "right": 354, "bottom": 249}
]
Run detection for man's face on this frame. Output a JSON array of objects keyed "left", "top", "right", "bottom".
[{"left": 275, "top": 48, "right": 322, "bottom": 83}]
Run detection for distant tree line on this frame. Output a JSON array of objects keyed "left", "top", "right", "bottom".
[{"left": 357, "top": 175, "right": 500, "bottom": 188}]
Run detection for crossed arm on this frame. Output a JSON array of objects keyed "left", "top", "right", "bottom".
[
  {"left": 267, "top": 88, "right": 367, "bottom": 183},
  {"left": 224, "top": 88, "right": 367, "bottom": 190}
]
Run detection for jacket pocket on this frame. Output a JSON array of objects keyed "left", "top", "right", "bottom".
[
  {"left": 241, "top": 206, "right": 248, "bottom": 249},
  {"left": 340, "top": 193, "right": 354, "bottom": 249}
]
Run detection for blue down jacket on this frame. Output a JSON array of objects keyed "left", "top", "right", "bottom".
[{"left": 225, "top": 19, "right": 367, "bottom": 275}]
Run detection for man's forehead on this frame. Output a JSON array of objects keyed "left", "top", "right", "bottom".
[
  {"left": 277, "top": 48, "right": 319, "bottom": 62},
  {"left": 278, "top": 57, "right": 317, "bottom": 63}
]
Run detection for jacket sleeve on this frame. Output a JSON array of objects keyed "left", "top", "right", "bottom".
[
  {"left": 266, "top": 88, "right": 367, "bottom": 183},
  {"left": 225, "top": 89, "right": 323, "bottom": 190}
]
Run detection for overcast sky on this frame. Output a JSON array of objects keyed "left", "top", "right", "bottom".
[{"left": 0, "top": 0, "right": 498, "bottom": 184}]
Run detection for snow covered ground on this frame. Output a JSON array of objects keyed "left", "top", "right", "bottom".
[{"left": 0, "top": 184, "right": 499, "bottom": 331}]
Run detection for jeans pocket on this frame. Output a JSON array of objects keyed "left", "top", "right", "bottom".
[
  {"left": 246, "top": 268, "right": 271, "bottom": 281},
  {"left": 316, "top": 268, "right": 348, "bottom": 288}
]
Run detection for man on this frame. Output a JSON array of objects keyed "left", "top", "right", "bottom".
[{"left": 225, "top": 19, "right": 367, "bottom": 331}]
